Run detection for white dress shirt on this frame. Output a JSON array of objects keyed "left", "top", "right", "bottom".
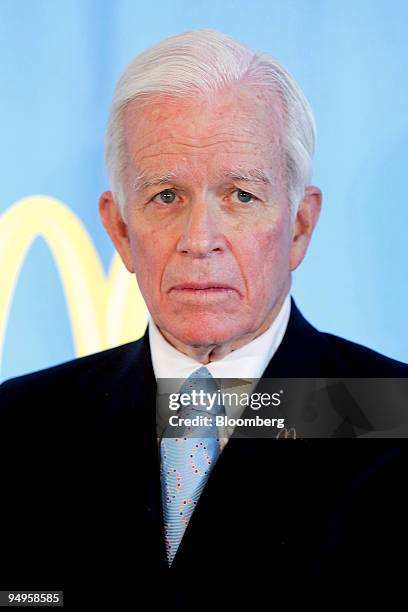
[{"left": 150, "top": 292, "right": 291, "bottom": 448}]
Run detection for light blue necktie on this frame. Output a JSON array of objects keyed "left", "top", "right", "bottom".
[{"left": 160, "top": 366, "right": 225, "bottom": 565}]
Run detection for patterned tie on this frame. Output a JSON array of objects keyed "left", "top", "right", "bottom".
[{"left": 160, "top": 366, "right": 225, "bottom": 565}]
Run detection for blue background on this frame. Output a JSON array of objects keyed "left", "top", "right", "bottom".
[{"left": 1, "top": 0, "right": 407, "bottom": 381}]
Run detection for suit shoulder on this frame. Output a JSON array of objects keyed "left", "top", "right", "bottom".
[
  {"left": 320, "top": 331, "right": 408, "bottom": 376},
  {"left": 0, "top": 338, "right": 144, "bottom": 399}
]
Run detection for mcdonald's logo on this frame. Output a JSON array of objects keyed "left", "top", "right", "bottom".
[
  {"left": 276, "top": 427, "right": 297, "bottom": 439},
  {"left": 0, "top": 195, "right": 148, "bottom": 372}
]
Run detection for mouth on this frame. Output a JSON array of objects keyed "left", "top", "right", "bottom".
[
  {"left": 169, "top": 283, "right": 239, "bottom": 302},
  {"left": 171, "top": 282, "right": 236, "bottom": 292}
]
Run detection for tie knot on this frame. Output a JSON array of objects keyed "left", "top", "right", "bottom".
[{"left": 178, "top": 366, "right": 224, "bottom": 415}]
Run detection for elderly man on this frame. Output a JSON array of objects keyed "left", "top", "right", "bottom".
[{"left": 1, "top": 30, "right": 407, "bottom": 608}]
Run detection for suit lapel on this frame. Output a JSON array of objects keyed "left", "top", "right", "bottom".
[
  {"left": 169, "top": 296, "right": 335, "bottom": 568},
  {"left": 261, "top": 296, "right": 333, "bottom": 378},
  {"left": 88, "top": 331, "right": 168, "bottom": 569}
]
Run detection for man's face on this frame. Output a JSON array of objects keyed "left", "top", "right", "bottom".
[{"left": 104, "top": 87, "right": 316, "bottom": 354}]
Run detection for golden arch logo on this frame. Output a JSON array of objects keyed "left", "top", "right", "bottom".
[{"left": 0, "top": 195, "right": 148, "bottom": 371}]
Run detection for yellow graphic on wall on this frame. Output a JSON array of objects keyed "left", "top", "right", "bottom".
[{"left": 0, "top": 196, "right": 148, "bottom": 369}]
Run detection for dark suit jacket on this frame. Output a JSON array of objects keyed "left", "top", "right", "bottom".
[{"left": 1, "top": 297, "right": 407, "bottom": 608}]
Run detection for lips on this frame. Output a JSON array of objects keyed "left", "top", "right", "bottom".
[
  {"left": 168, "top": 282, "right": 240, "bottom": 303},
  {"left": 171, "top": 282, "right": 236, "bottom": 291}
]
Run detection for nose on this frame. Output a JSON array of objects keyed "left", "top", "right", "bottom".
[{"left": 176, "top": 197, "right": 226, "bottom": 258}]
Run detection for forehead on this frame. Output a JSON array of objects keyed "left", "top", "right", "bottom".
[{"left": 122, "top": 87, "right": 286, "bottom": 180}]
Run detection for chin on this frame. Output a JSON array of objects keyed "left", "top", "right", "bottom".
[{"left": 164, "top": 314, "right": 242, "bottom": 348}]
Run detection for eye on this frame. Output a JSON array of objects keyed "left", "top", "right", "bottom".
[
  {"left": 152, "top": 189, "right": 177, "bottom": 204},
  {"left": 231, "top": 190, "right": 256, "bottom": 204}
]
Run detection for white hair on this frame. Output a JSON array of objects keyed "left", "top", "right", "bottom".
[{"left": 105, "top": 29, "right": 316, "bottom": 223}]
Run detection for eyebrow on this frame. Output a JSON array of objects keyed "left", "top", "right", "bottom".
[
  {"left": 222, "top": 168, "right": 272, "bottom": 185},
  {"left": 133, "top": 168, "right": 273, "bottom": 192},
  {"left": 133, "top": 172, "right": 178, "bottom": 192}
]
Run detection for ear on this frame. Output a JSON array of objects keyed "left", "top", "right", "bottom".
[
  {"left": 99, "top": 191, "right": 134, "bottom": 273},
  {"left": 290, "top": 186, "right": 322, "bottom": 271}
]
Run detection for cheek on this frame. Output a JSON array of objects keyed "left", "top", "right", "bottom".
[
  {"left": 237, "top": 219, "right": 291, "bottom": 296},
  {"left": 129, "top": 228, "right": 169, "bottom": 288}
]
